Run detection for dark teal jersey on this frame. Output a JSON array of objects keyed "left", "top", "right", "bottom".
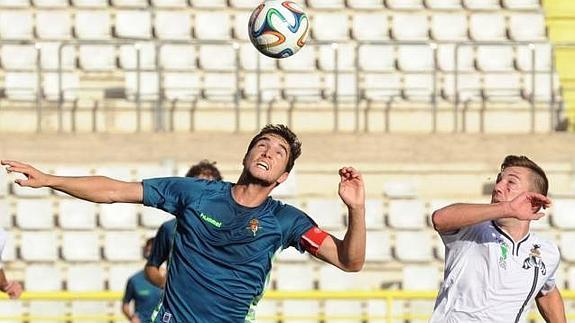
[
  {"left": 147, "top": 219, "right": 177, "bottom": 267},
  {"left": 142, "top": 177, "right": 316, "bottom": 323},
  {"left": 122, "top": 270, "right": 163, "bottom": 322}
]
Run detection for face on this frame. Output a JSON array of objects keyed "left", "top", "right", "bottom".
[
  {"left": 491, "top": 166, "right": 534, "bottom": 203},
  {"left": 243, "top": 134, "right": 290, "bottom": 186}
]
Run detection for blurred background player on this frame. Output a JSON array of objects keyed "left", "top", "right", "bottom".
[
  {"left": 431, "top": 155, "right": 566, "bottom": 323},
  {"left": 122, "top": 238, "right": 162, "bottom": 323},
  {"left": 0, "top": 228, "right": 22, "bottom": 299},
  {"left": 145, "top": 160, "right": 222, "bottom": 288},
  {"left": 1, "top": 124, "right": 366, "bottom": 323}
]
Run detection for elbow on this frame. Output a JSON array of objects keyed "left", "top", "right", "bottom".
[
  {"left": 431, "top": 210, "right": 447, "bottom": 233},
  {"left": 342, "top": 259, "right": 365, "bottom": 272}
]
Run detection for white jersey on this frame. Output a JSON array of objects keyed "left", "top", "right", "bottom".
[
  {"left": 430, "top": 221, "right": 560, "bottom": 323},
  {"left": 0, "top": 228, "right": 6, "bottom": 267}
]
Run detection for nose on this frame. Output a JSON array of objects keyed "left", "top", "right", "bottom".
[{"left": 493, "top": 181, "right": 505, "bottom": 195}]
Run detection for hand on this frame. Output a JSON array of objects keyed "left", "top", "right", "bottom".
[
  {"left": 506, "top": 192, "right": 551, "bottom": 221},
  {"left": 338, "top": 167, "right": 365, "bottom": 211},
  {"left": 1, "top": 160, "right": 51, "bottom": 188},
  {"left": 1, "top": 281, "right": 23, "bottom": 299}
]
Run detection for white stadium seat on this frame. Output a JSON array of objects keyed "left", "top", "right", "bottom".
[
  {"left": 194, "top": 12, "right": 231, "bottom": 40},
  {"left": 523, "top": 73, "right": 559, "bottom": 102},
  {"left": 279, "top": 45, "right": 316, "bottom": 72},
  {"left": 347, "top": 0, "right": 384, "bottom": 8},
  {"left": 108, "top": 264, "right": 142, "bottom": 291},
  {"left": 516, "top": 44, "right": 553, "bottom": 72},
  {"left": 386, "top": 0, "right": 423, "bottom": 9},
  {"left": 0, "top": 199, "right": 10, "bottom": 228},
  {"left": 436, "top": 44, "right": 474, "bottom": 72},
  {"left": 312, "top": 13, "right": 349, "bottom": 41},
  {"left": 424, "top": 0, "right": 461, "bottom": 9},
  {"left": 0, "top": 230, "right": 16, "bottom": 261},
  {"left": 115, "top": 10, "right": 152, "bottom": 39},
  {"left": 141, "top": 206, "right": 174, "bottom": 228},
  {"left": 365, "top": 230, "right": 391, "bottom": 262},
  {"left": 559, "top": 232, "right": 575, "bottom": 262},
  {"left": 283, "top": 73, "right": 323, "bottom": 102},
  {"left": 151, "top": 0, "right": 185, "bottom": 7},
  {"left": 111, "top": 0, "right": 147, "bottom": 8},
  {"left": 365, "top": 199, "right": 384, "bottom": 229},
  {"left": 483, "top": 73, "right": 522, "bottom": 101},
  {"left": 463, "top": 0, "right": 501, "bottom": 9},
  {"left": 362, "top": 73, "right": 402, "bottom": 102},
  {"left": 393, "top": 231, "right": 433, "bottom": 262},
  {"left": 26, "top": 265, "right": 62, "bottom": 290},
  {"left": 163, "top": 72, "right": 201, "bottom": 101},
  {"left": 403, "top": 74, "right": 434, "bottom": 101},
  {"left": 58, "top": 199, "right": 97, "bottom": 230},
  {"left": 319, "top": 265, "right": 362, "bottom": 323},
  {"left": 351, "top": 13, "right": 389, "bottom": 41},
  {"left": 189, "top": 0, "right": 226, "bottom": 8},
  {"left": 16, "top": 199, "right": 54, "bottom": 229},
  {"left": 3, "top": 72, "right": 38, "bottom": 101},
  {"left": 307, "top": 0, "right": 345, "bottom": 9},
  {"left": 72, "top": 0, "right": 107, "bottom": 7},
  {"left": 304, "top": 199, "right": 344, "bottom": 230},
  {"left": 43, "top": 72, "right": 80, "bottom": 101},
  {"left": 0, "top": 301, "right": 23, "bottom": 323},
  {"left": 387, "top": 199, "right": 426, "bottom": 229},
  {"left": 358, "top": 45, "right": 395, "bottom": 72},
  {"left": 509, "top": 13, "right": 546, "bottom": 41},
  {"left": 203, "top": 72, "right": 237, "bottom": 101},
  {"left": 0, "top": 0, "right": 28, "bottom": 7},
  {"left": 243, "top": 72, "right": 282, "bottom": 103},
  {"left": 228, "top": 0, "right": 253, "bottom": 8},
  {"left": 476, "top": 46, "right": 514, "bottom": 71},
  {"left": 33, "top": 0, "right": 68, "bottom": 6},
  {"left": 469, "top": 13, "right": 506, "bottom": 41},
  {"left": 551, "top": 198, "right": 575, "bottom": 229},
  {"left": 61, "top": 231, "right": 100, "bottom": 261},
  {"left": 0, "top": 11, "right": 33, "bottom": 40},
  {"left": 568, "top": 266, "right": 575, "bottom": 290},
  {"left": 35, "top": 10, "right": 72, "bottom": 40},
  {"left": 0, "top": 168, "right": 7, "bottom": 196},
  {"left": 275, "top": 263, "right": 314, "bottom": 290},
  {"left": 383, "top": 180, "right": 417, "bottom": 198},
  {"left": 502, "top": 0, "right": 540, "bottom": 9},
  {"left": 324, "top": 73, "right": 358, "bottom": 103},
  {"left": 75, "top": 11, "right": 112, "bottom": 40},
  {"left": 20, "top": 231, "right": 58, "bottom": 261},
  {"left": 103, "top": 231, "right": 142, "bottom": 261},
  {"left": 78, "top": 45, "right": 116, "bottom": 71},
  {"left": 391, "top": 13, "right": 429, "bottom": 41},
  {"left": 100, "top": 203, "right": 138, "bottom": 229},
  {"left": 154, "top": 11, "right": 192, "bottom": 40},
  {"left": 160, "top": 45, "right": 196, "bottom": 71},
  {"left": 253, "top": 299, "right": 278, "bottom": 323},
  {"left": 67, "top": 265, "right": 105, "bottom": 291},
  {"left": 402, "top": 265, "right": 439, "bottom": 290},
  {"left": 283, "top": 300, "right": 320, "bottom": 323},
  {"left": 239, "top": 43, "right": 277, "bottom": 71},
  {"left": 125, "top": 72, "right": 160, "bottom": 101},
  {"left": 397, "top": 45, "right": 434, "bottom": 71},
  {"left": 38, "top": 42, "right": 76, "bottom": 71},
  {"left": 232, "top": 11, "right": 250, "bottom": 40},
  {"left": 119, "top": 43, "right": 157, "bottom": 69},
  {"left": 431, "top": 13, "right": 467, "bottom": 41},
  {"left": 318, "top": 43, "right": 356, "bottom": 72},
  {"left": 1, "top": 45, "right": 36, "bottom": 71},
  {"left": 199, "top": 45, "right": 237, "bottom": 71}
]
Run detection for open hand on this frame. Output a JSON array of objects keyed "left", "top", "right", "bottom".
[
  {"left": 1, "top": 160, "right": 51, "bottom": 188},
  {"left": 506, "top": 192, "right": 551, "bottom": 221},
  {"left": 338, "top": 167, "right": 365, "bottom": 211}
]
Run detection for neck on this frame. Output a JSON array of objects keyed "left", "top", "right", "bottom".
[
  {"left": 495, "top": 218, "right": 530, "bottom": 242},
  {"left": 232, "top": 172, "right": 275, "bottom": 207}
]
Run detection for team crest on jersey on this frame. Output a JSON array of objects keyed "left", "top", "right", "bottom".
[
  {"left": 247, "top": 218, "right": 260, "bottom": 236},
  {"left": 522, "top": 244, "right": 546, "bottom": 275},
  {"left": 497, "top": 238, "right": 509, "bottom": 270}
]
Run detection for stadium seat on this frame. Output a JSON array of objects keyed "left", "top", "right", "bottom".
[
  {"left": 154, "top": 11, "right": 192, "bottom": 40},
  {"left": 276, "top": 246, "right": 309, "bottom": 262},
  {"left": 391, "top": 13, "right": 429, "bottom": 41},
  {"left": 358, "top": 45, "right": 395, "bottom": 72},
  {"left": 203, "top": 72, "right": 237, "bottom": 101},
  {"left": 283, "top": 73, "right": 323, "bottom": 102},
  {"left": 502, "top": 0, "right": 540, "bottom": 9},
  {"left": 324, "top": 72, "right": 358, "bottom": 103},
  {"left": 362, "top": 73, "right": 402, "bottom": 102},
  {"left": 199, "top": 44, "right": 237, "bottom": 71},
  {"left": 124, "top": 72, "right": 160, "bottom": 101},
  {"left": 61, "top": 231, "right": 100, "bottom": 261},
  {"left": 568, "top": 266, "right": 575, "bottom": 289},
  {"left": 318, "top": 43, "right": 356, "bottom": 72},
  {"left": 424, "top": 0, "right": 462, "bottom": 9},
  {"left": 0, "top": 230, "right": 16, "bottom": 261},
  {"left": 509, "top": 13, "right": 546, "bottom": 41},
  {"left": 364, "top": 199, "right": 385, "bottom": 229},
  {"left": 0, "top": 45, "right": 36, "bottom": 71},
  {"left": 551, "top": 199, "right": 575, "bottom": 229},
  {"left": 385, "top": 0, "right": 424, "bottom": 9},
  {"left": 103, "top": 231, "right": 142, "bottom": 261},
  {"left": 476, "top": 46, "right": 514, "bottom": 71},
  {"left": 232, "top": 11, "right": 250, "bottom": 40},
  {"left": 442, "top": 74, "right": 482, "bottom": 102},
  {"left": 20, "top": 231, "right": 58, "bottom": 261},
  {"left": 283, "top": 300, "right": 320, "bottom": 323},
  {"left": 0, "top": 301, "right": 22, "bottom": 323},
  {"left": 387, "top": 199, "right": 426, "bottom": 229},
  {"left": 243, "top": 72, "right": 282, "bottom": 103},
  {"left": 239, "top": 43, "right": 277, "bottom": 71},
  {"left": 463, "top": 0, "right": 501, "bottom": 9},
  {"left": 516, "top": 44, "right": 552, "bottom": 72},
  {"left": 383, "top": 180, "right": 417, "bottom": 198},
  {"left": 119, "top": 42, "right": 157, "bottom": 69},
  {"left": 78, "top": 45, "right": 116, "bottom": 71},
  {"left": 43, "top": 72, "right": 79, "bottom": 101},
  {"left": 108, "top": 264, "right": 142, "bottom": 291},
  {"left": 275, "top": 263, "right": 314, "bottom": 290},
  {"left": 253, "top": 299, "right": 278, "bottom": 323},
  {"left": 72, "top": 0, "right": 107, "bottom": 7},
  {"left": 0, "top": 169, "right": 7, "bottom": 196},
  {"left": 436, "top": 44, "right": 474, "bottom": 72},
  {"left": 559, "top": 232, "right": 575, "bottom": 262},
  {"left": 483, "top": 73, "right": 522, "bottom": 101},
  {"left": 430, "top": 13, "right": 468, "bottom": 41},
  {"left": 304, "top": 199, "right": 344, "bottom": 230},
  {"left": 99, "top": 203, "right": 138, "bottom": 229},
  {"left": 189, "top": 0, "right": 226, "bottom": 8},
  {"left": 228, "top": 0, "right": 253, "bottom": 8},
  {"left": 67, "top": 264, "right": 105, "bottom": 290},
  {"left": 38, "top": 42, "right": 76, "bottom": 71},
  {"left": 319, "top": 265, "right": 363, "bottom": 323},
  {"left": 402, "top": 265, "right": 439, "bottom": 290},
  {"left": 111, "top": 0, "right": 147, "bottom": 8},
  {"left": 397, "top": 45, "right": 434, "bottom": 71},
  {"left": 31, "top": 0, "right": 67, "bottom": 6},
  {"left": 15, "top": 199, "right": 54, "bottom": 229},
  {"left": 351, "top": 13, "right": 389, "bottom": 41},
  {"left": 307, "top": 0, "right": 345, "bottom": 9},
  {"left": 403, "top": 74, "right": 434, "bottom": 101},
  {"left": 74, "top": 11, "right": 112, "bottom": 40},
  {"left": 194, "top": 12, "right": 232, "bottom": 40},
  {"left": 0, "top": 11, "right": 33, "bottom": 40},
  {"left": 0, "top": 0, "right": 28, "bottom": 7},
  {"left": 163, "top": 72, "right": 201, "bottom": 101},
  {"left": 159, "top": 45, "right": 196, "bottom": 71},
  {"left": 311, "top": 12, "right": 349, "bottom": 41},
  {"left": 347, "top": 0, "right": 384, "bottom": 8},
  {"left": 114, "top": 10, "right": 152, "bottom": 39},
  {"left": 0, "top": 199, "right": 10, "bottom": 228},
  {"left": 36, "top": 11, "right": 71, "bottom": 40},
  {"left": 141, "top": 206, "right": 174, "bottom": 228},
  {"left": 150, "top": 0, "right": 185, "bottom": 7},
  {"left": 469, "top": 13, "right": 506, "bottom": 41},
  {"left": 365, "top": 230, "right": 391, "bottom": 262},
  {"left": 3, "top": 72, "right": 37, "bottom": 101},
  {"left": 523, "top": 73, "right": 559, "bottom": 103},
  {"left": 26, "top": 265, "right": 62, "bottom": 290},
  {"left": 58, "top": 199, "right": 98, "bottom": 230},
  {"left": 393, "top": 231, "right": 433, "bottom": 262},
  {"left": 279, "top": 45, "right": 316, "bottom": 71}
]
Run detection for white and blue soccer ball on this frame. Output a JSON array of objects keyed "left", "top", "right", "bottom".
[{"left": 248, "top": 0, "right": 309, "bottom": 59}]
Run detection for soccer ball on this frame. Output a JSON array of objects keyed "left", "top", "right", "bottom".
[{"left": 248, "top": 0, "right": 309, "bottom": 59}]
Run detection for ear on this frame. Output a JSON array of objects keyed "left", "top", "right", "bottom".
[{"left": 276, "top": 172, "right": 289, "bottom": 185}]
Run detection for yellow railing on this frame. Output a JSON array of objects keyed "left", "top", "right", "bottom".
[{"left": 1, "top": 290, "right": 575, "bottom": 321}]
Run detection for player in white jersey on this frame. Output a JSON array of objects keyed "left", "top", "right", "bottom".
[
  {"left": 0, "top": 228, "right": 22, "bottom": 299},
  {"left": 430, "top": 155, "right": 566, "bottom": 323}
]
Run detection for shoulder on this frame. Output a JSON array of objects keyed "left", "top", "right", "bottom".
[
  {"left": 531, "top": 233, "right": 560, "bottom": 260},
  {"left": 271, "top": 200, "right": 307, "bottom": 218},
  {"left": 160, "top": 218, "right": 177, "bottom": 231}
]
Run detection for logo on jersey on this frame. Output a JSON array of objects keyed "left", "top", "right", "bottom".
[
  {"left": 247, "top": 218, "right": 260, "bottom": 236},
  {"left": 200, "top": 212, "right": 222, "bottom": 228},
  {"left": 497, "top": 238, "right": 509, "bottom": 270},
  {"left": 162, "top": 312, "right": 172, "bottom": 323},
  {"left": 522, "top": 244, "right": 546, "bottom": 275}
]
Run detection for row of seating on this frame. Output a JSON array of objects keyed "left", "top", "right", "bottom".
[
  {"left": 0, "top": 0, "right": 543, "bottom": 10},
  {"left": 0, "top": 10, "right": 546, "bottom": 42}
]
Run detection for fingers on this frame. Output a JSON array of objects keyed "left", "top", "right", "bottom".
[
  {"left": 339, "top": 166, "right": 362, "bottom": 180},
  {"left": 526, "top": 192, "right": 552, "bottom": 209},
  {"left": 1, "top": 160, "right": 28, "bottom": 168}
]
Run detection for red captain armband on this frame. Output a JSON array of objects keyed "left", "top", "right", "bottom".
[{"left": 300, "top": 227, "right": 329, "bottom": 256}]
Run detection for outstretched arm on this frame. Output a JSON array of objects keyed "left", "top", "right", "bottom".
[
  {"left": 0, "top": 269, "right": 22, "bottom": 299},
  {"left": 2, "top": 160, "right": 143, "bottom": 204},
  {"left": 431, "top": 192, "right": 551, "bottom": 233},
  {"left": 536, "top": 287, "right": 566, "bottom": 323},
  {"left": 312, "top": 167, "right": 366, "bottom": 272}
]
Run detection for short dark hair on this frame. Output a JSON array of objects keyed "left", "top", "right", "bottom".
[
  {"left": 246, "top": 124, "right": 301, "bottom": 173},
  {"left": 500, "top": 155, "right": 548, "bottom": 195},
  {"left": 186, "top": 160, "right": 222, "bottom": 180}
]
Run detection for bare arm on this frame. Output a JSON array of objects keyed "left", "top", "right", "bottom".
[
  {"left": 536, "top": 287, "right": 566, "bottom": 323},
  {"left": 313, "top": 167, "right": 366, "bottom": 272},
  {"left": 431, "top": 192, "right": 551, "bottom": 233},
  {"left": 121, "top": 303, "right": 141, "bottom": 323},
  {"left": 144, "top": 264, "right": 166, "bottom": 288},
  {"left": 2, "top": 160, "right": 143, "bottom": 204},
  {"left": 0, "top": 269, "right": 22, "bottom": 299}
]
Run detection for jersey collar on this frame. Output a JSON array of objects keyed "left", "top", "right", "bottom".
[{"left": 491, "top": 221, "right": 531, "bottom": 257}]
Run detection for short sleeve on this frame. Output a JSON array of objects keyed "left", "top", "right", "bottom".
[
  {"left": 276, "top": 204, "right": 316, "bottom": 252},
  {"left": 539, "top": 245, "right": 561, "bottom": 295},
  {"left": 439, "top": 222, "right": 490, "bottom": 246},
  {"left": 122, "top": 278, "right": 135, "bottom": 304},
  {"left": 143, "top": 177, "right": 205, "bottom": 216},
  {"left": 147, "top": 220, "right": 176, "bottom": 267}
]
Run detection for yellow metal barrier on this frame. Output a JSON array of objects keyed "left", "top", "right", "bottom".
[{"left": 1, "top": 290, "right": 574, "bottom": 321}]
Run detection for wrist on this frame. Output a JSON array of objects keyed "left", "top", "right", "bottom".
[{"left": 498, "top": 201, "right": 513, "bottom": 219}]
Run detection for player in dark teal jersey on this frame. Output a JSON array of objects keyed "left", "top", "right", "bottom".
[
  {"left": 122, "top": 238, "right": 163, "bottom": 322},
  {"left": 145, "top": 160, "right": 222, "bottom": 288},
  {"left": 3, "top": 124, "right": 367, "bottom": 323}
]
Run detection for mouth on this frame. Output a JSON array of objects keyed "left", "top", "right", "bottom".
[{"left": 256, "top": 161, "right": 269, "bottom": 171}]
